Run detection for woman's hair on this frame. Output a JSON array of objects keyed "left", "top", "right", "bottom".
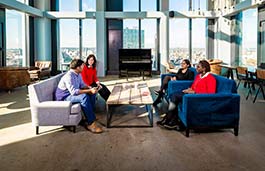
[
  {"left": 199, "top": 60, "right": 211, "bottom": 72},
  {"left": 183, "top": 59, "right": 191, "bottom": 68},
  {"left": 70, "top": 59, "right": 84, "bottom": 69},
  {"left": 86, "top": 54, "right": 97, "bottom": 68}
]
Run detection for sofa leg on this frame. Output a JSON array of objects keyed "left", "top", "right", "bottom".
[
  {"left": 185, "top": 128, "right": 190, "bottom": 137},
  {"left": 234, "top": 126, "right": 239, "bottom": 136},
  {"left": 73, "top": 126, "right": 76, "bottom": 133},
  {"left": 36, "top": 126, "right": 39, "bottom": 135}
]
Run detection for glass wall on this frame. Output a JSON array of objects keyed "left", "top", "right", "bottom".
[
  {"left": 59, "top": 0, "right": 96, "bottom": 68},
  {"left": 192, "top": 0, "right": 207, "bottom": 11},
  {"left": 82, "top": 19, "right": 96, "bottom": 60},
  {"left": 123, "top": 0, "right": 139, "bottom": 11},
  {"left": 82, "top": 0, "right": 96, "bottom": 11},
  {"left": 169, "top": 0, "right": 189, "bottom": 11},
  {"left": 123, "top": 19, "right": 140, "bottom": 48},
  {"left": 169, "top": 19, "right": 189, "bottom": 65},
  {"left": 242, "top": 8, "right": 257, "bottom": 66},
  {"left": 141, "top": 19, "right": 157, "bottom": 70},
  {"left": 59, "top": 0, "right": 79, "bottom": 11},
  {"left": 169, "top": 0, "right": 207, "bottom": 65},
  {"left": 6, "top": 10, "right": 26, "bottom": 66},
  {"left": 141, "top": 0, "right": 156, "bottom": 11},
  {"left": 59, "top": 19, "right": 79, "bottom": 64},
  {"left": 192, "top": 19, "right": 206, "bottom": 63}
]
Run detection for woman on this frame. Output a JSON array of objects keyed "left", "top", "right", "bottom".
[
  {"left": 81, "top": 54, "right": 111, "bottom": 101},
  {"left": 153, "top": 59, "right": 194, "bottom": 106},
  {"left": 158, "top": 60, "right": 216, "bottom": 130}
]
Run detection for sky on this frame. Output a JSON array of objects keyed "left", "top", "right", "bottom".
[{"left": 6, "top": 0, "right": 257, "bottom": 50}]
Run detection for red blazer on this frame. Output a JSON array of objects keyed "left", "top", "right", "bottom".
[
  {"left": 81, "top": 65, "right": 99, "bottom": 86},
  {"left": 191, "top": 73, "right": 216, "bottom": 94}
]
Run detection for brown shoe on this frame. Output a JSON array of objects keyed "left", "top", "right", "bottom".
[{"left": 86, "top": 122, "right": 103, "bottom": 134}]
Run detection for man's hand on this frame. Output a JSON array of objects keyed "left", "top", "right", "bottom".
[
  {"left": 89, "top": 87, "right": 98, "bottom": 94},
  {"left": 79, "top": 87, "right": 98, "bottom": 95}
]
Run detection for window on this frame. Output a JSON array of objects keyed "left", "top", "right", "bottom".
[
  {"left": 6, "top": 10, "right": 26, "bottom": 66},
  {"left": 123, "top": 0, "right": 139, "bottom": 11},
  {"left": 59, "top": 0, "right": 79, "bottom": 11},
  {"left": 192, "top": 19, "right": 206, "bottom": 63},
  {"left": 123, "top": 19, "right": 139, "bottom": 48},
  {"left": 169, "top": 0, "right": 189, "bottom": 11},
  {"left": 82, "top": 19, "right": 96, "bottom": 60},
  {"left": 242, "top": 8, "right": 257, "bottom": 66},
  {"left": 141, "top": 0, "right": 156, "bottom": 11},
  {"left": 192, "top": 0, "right": 207, "bottom": 11},
  {"left": 59, "top": 19, "right": 79, "bottom": 65},
  {"left": 82, "top": 0, "right": 96, "bottom": 11},
  {"left": 141, "top": 19, "right": 157, "bottom": 70},
  {"left": 169, "top": 19, "right": 189, "bottom": 65}
]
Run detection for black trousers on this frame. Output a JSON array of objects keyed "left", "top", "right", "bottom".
[{"left": 167, "top": 92, "right": 184, "bottom": 120}]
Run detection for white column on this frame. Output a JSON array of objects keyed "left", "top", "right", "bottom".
[
  {"left": 96, "top": 0, "right": 106, "bottom": 77},
  {"left": 159, "top": 0, "right": 169, "bottom": 74},
  {"left": 34, "top": 0, "right": 51, "bottom": 61}
]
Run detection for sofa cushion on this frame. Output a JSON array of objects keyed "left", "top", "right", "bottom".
[
  {"left": 28, "top": 70, "right": 40, "bottom": 74},
  {"left": 71, "top": 103, "right": 81, "bottom": 114},
  {"left": 33, "top": 74, "right": 64, "bottom": 102}
]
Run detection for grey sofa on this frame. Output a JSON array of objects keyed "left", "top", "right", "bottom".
[{"left": 28, "top": 73, "right": 82, "bottom": 134}]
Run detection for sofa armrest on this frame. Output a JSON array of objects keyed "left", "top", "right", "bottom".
[
  {"left": 168, "top": 80, "right": 193, "bottom": 97},
  {"left": 161, "top": 73, "right": 176, "bottom": 85},
  {"left": 32, "top": 101, "right": 71, "bottom": 113},
  {"left": 30, "top": 101, "right": 72, "bottom": 125}
]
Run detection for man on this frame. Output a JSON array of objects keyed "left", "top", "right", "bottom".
[{"left": 55, "top": 59, "right": 103, "bottom": 133}]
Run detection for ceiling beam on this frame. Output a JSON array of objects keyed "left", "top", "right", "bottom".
[{"left": 0, "top": 0, "right": 43, "bottom": 17}]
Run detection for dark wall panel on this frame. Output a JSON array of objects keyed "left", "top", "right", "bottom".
[
  {"left": 106, "top": 0, "right": 123, "bottom": 11},
  {"left": 107, "top": 19, "right": 123, "bottom": 74},
  {"left": 106, "top": 0, "right": 123, "bottom": 74}
]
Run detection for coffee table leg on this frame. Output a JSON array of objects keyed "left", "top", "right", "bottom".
[
  {"left": 146, "top": 104, "right": 153, "bottom": 127},
  {"left": 106, "top": 104, "right": 110, "bottom": 128}
]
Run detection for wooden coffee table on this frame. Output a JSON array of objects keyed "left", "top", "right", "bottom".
[{"left": 106, "top": 82, "right": 153, "bottom": 128}]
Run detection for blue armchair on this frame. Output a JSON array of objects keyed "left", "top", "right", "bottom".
[{"left": 168, "top": 74, "right": 240, "bottom": 137}]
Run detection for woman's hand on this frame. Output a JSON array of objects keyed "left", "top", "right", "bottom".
[
  {"left": 97, "top": 83, "right": 102, "bottom": 90},
  {"left": 98, "top": 83, "right": 102, "bottom": 89},
  {"left": 171, "top": 76, "right": 176, "bottom": 81},
  {"left": 182, "top": 88, "right": 195, "bottom": 94}
]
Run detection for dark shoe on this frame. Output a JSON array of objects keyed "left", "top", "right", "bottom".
[
  {"left": 164, "top": 120, "right": 185, "bottom": 131},
  {"left": 176, "top": 124, "right": 185, "bottom": 132},
  {"left": 156, "top": 117, "right": 167, "bottom": 127},
  {"left": 164, "top": 120, "right": 179, "bottom": 130}
]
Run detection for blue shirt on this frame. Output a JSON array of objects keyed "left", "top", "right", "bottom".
[{"left": 55, "top": 70, "right": 87, "bottom": 101}]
